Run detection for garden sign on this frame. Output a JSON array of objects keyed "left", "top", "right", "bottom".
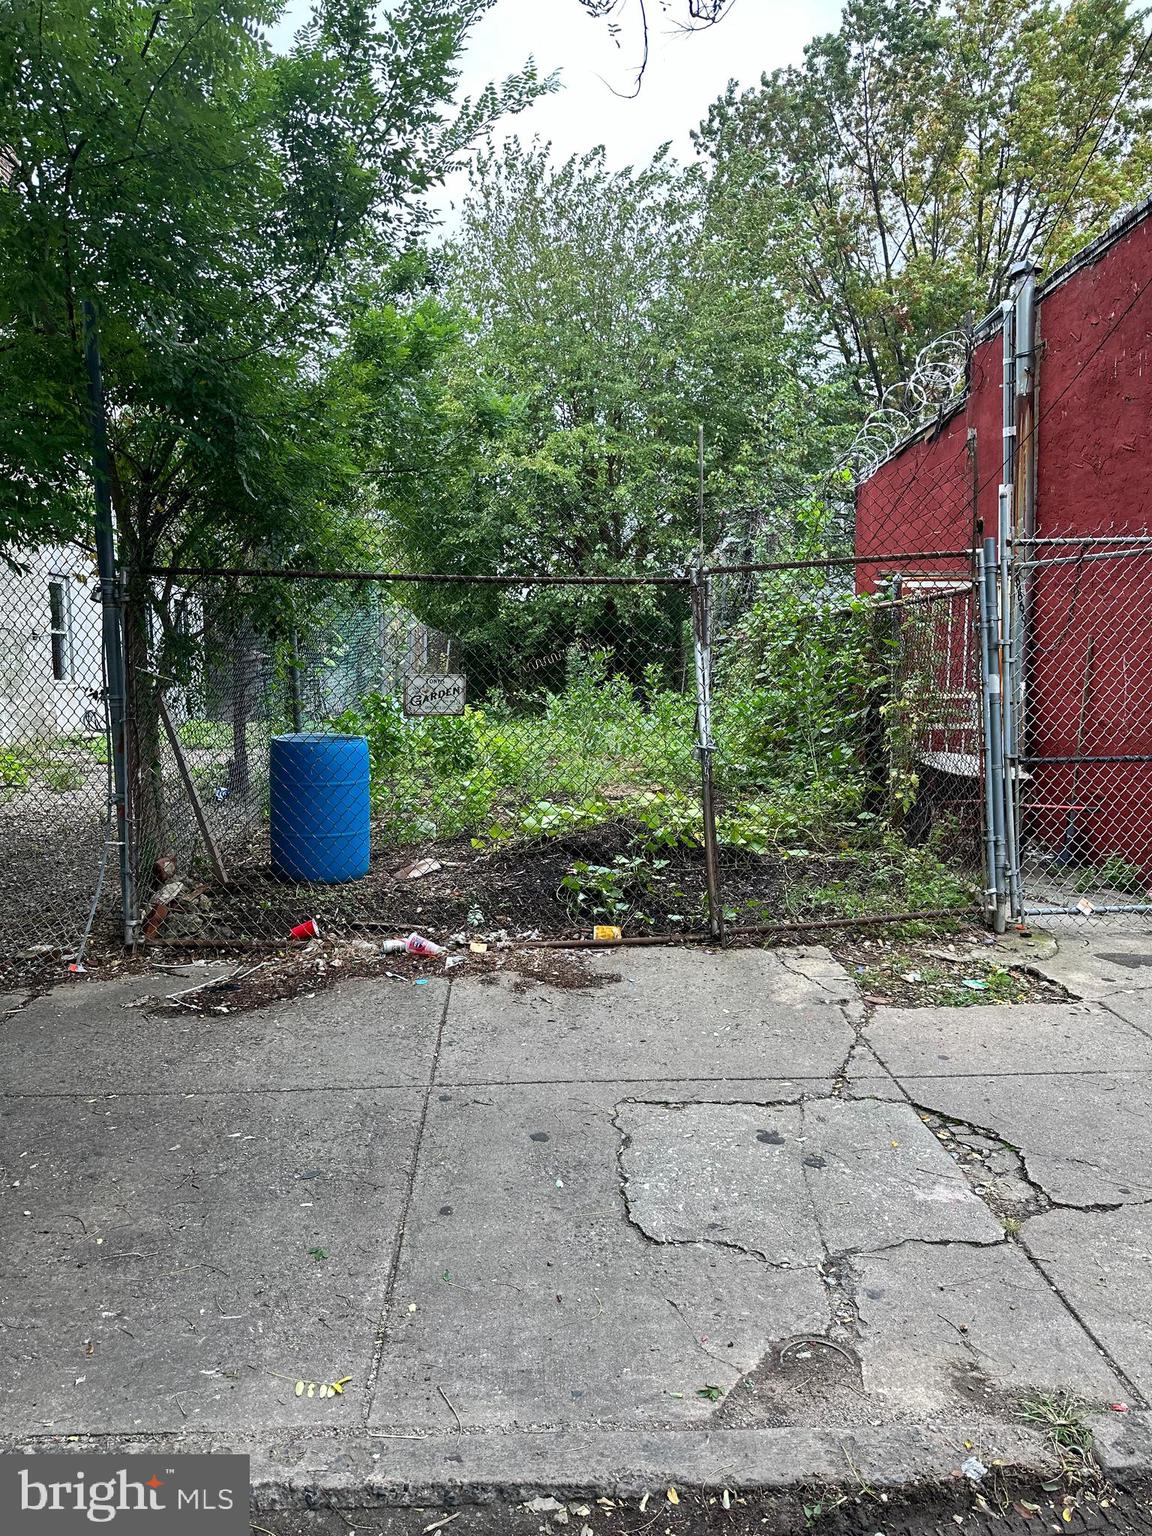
[{"left": 404, "top": 674, "right": 467, "bottom": 717}]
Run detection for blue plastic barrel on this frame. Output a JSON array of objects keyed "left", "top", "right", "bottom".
[{"left": 269, "top": 733, "right": 371, "bottom": 882}]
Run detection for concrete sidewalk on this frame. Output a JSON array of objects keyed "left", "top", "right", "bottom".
[{"left": 2, "top": 939, "right": 1152, "bottom": 1507}]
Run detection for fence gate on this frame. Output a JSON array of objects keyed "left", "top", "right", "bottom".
[{"left": 1014, "top": 538, "right": 1152, "bottom": 923}]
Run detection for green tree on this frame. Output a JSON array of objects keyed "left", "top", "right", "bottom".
[
  {"left": 373, "top": 138, "right": 846, "bottom": 677},
  {"left": 0, "top": 0, "right": 544, "bottom": 866},
  {"left": 696, "top": 0, "right": 1152, "bottom": 402},
  {"left": 0, "top": 0, "right": 545, "bottom": 564}
]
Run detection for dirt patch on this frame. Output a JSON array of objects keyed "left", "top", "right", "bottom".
[
  {"left": 828, "top": 929, "right": 1075, "bottom": 1008},
  {"left": 136, "top": 935, "right": 618, "bottom": 1017},
  {"left": 715, "top": 1336, "right": 865, "bottom": 1430},
  {"left": 239, "top": 1480, "right": 1152, "bottom": 1536},
  {"left": 124, "top": 819, "right": 975, "bottom": 949},
  {"left": 501, "top": 946, "right": 620, "bottom": 993}
]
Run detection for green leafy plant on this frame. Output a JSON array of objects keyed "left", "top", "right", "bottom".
[
  {"left": 560, "top": 853, "right": 667, "bottom": 924},
  {"left": 42, "top": 761, "right": 87, "bottom": 793},
  {"left": 0, "top": 748, "right": 32, "bottom": 791},
  {"left": 1075, "top": 856, "right": 1146, "bottom": 895},
  {"left": 1016, "top": 1393, "right": 1099, "bottom": 1487}
]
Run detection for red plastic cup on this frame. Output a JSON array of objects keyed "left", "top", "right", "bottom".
[
  {"left": 291, "top": 918, "right": 321, "bottom": 942},
  {"left": 404, "top": 931, "right": 445, "bottom": 957}
]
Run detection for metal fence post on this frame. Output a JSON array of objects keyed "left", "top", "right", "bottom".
[
  {"left": 691, "top": 565, "right": 725, "bottom": 943},
  {"left": 82, "top": 299, "right": 138, "bottom": 949},
  {"left": 978, "top": 538, "right": 1009, "bottom": 932}
]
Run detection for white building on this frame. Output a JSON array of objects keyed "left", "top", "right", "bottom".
[{"left": 0, "top": 546, "right": 105, "bottom": 744}]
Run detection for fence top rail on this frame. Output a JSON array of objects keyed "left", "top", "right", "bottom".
[
  {"left": 706, "top": 549, "right": 974, "bottom": 575},
  {"left": 139, "top": 567, "right": 691, "bottom": 587},
  {"left": 1020, "top": 548, "right": 1152, "bottom": 570},
  {"left": 141, "top": 548, "right": 977, "bottom": 586},
  {"left": 1018, "top": 533, "right": 1152, "bottom": 545}
]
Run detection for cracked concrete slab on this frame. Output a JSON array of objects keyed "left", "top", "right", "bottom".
[
  {"left": 868, "top": 1002, "right": 1152, "bottom": 1077},
  {"left": 900, "top": 1072, "right": 1152, "bottom": 1206},
  {"left": 842, "top": 1042, "right": 904, "bottom": 1101},
  {"left": 437, "top": 948, "right": 856, "bottom": 1083},
  {"left": 0, "top": 975, "right": 447, "bottom": 1094},
  {"left": 618, "top": 1102, "right": 819, "bottom": 1265},
  {"left": 1102, "top": 991, "right": 1152, "bottom": 1040},
  {"left": 368, "top": 1084, "right": 830, "bottom": 1431},
  {"left": 801, "top": 1098, "right": 1003, "bottom": 1251},
  {"left": 1023, "top": 929, "right": 1152, "bottom": 1002},
  {"left": 617, "top": 1098, "right": 1001, "bottom": 1265},
  {"left": 855, "top": 1241, "right": 1125, "bottom": 1414},
  {"left": 1022, "top": 1204, "right": 1152, "bottom": 1399},
  {"left": 0, "top": 1087, "right": 423, "bottom": 1436}
]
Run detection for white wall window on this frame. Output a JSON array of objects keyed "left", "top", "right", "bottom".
[{"left": 48, "top": 577, "right": 73, "bottom": 682}]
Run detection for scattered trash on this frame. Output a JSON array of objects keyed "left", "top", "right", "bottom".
[
  {"left": 960, "top": 978, "right": 989, "bottom": 991},
  {"left": 721, "top": 1490, "right": 731, "bottom": 1510},
  {"left": 291, "top": 918, "right": 321, "bottom": 942},
  {"left": 1076, "top": 897, "right": 1096, "bottom": 916},
  {"left": 524, "top": 1496, "right": 564, "bottom": 1516},
  {"left": 960, "top": 1455, "right": 988, "bottom": 1483},
  {"left": 593, "top": 925, "right": 623, "bottom": 942},
  {"left": 414, "top": 978, "right": 431, "bottom": 986},
  {"left": 307, "top": 1247, "right": 329, "bottom": 1262},
  {"left": 1111, "top": 1402, "right": 1130, "bottom": 1413},
  {"left": 444, "top": 956, "right": 465, "bottom": 969},
  {"left": 142, "top": 878, "right": 186, "bottom": 941},
  {"left": 405, "top": 932, "right": 445, "bottom": 957},
  {"left": 293, "top": 1375, "right": 350, "bottom": 1399},
  {"left": 469, "top": 940, "right": 489, "bottom": 955},
  {"left": 666, "top": 1487, "right": 680, "bottom": 1505},
  {"left": 900, "top": 970, "right": 922, "bottom": 983},
  {"left": 423, "top": 1516, "right": 460, "bottom": 1534},
  {"left": 398, "top": 857, "right": 442, "bottom": 881},
  {"left": 379, "top": 938, "right": 408, "bottom": 953}
]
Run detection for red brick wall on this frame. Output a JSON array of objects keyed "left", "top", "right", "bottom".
[{"left": 856, "top": 209, "right": 1152, "bottom": 882}]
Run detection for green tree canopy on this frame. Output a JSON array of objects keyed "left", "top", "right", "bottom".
[
  {"left": 366, "top": 138, "right": 850, "bottom": 677},
  {"left": 696, "top": 0, "right": 1152, "bottom": 402},
  {"left": 0, "top": 0, "right": 545, "bottom": 566}
]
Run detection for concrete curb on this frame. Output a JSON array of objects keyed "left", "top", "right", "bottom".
[{"left": 3, "top": 1423, "right": 1061, "bottom": 1506}]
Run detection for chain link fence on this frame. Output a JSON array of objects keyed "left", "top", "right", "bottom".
[
  {"left": 707, "top": 555, "right": 982, "bottom": 938},
  {"left": 20, "top": 529, "right": 1148, "bottom": 970},
  {"left": 0, "top": 558, "right": 117, "bottom": 973},
  {"left": 127, "top": 570, "right": 713, "bottom": 946},
  {"left": 113, "top": 556, "right": 983, "bottom": 952},
  {"left": 1016, "top": 539, "right": 1152, "bottom": 920}
]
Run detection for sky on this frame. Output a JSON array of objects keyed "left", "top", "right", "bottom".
[{"left": 269, "top": 0, "right": 842, "bottom": 216}]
